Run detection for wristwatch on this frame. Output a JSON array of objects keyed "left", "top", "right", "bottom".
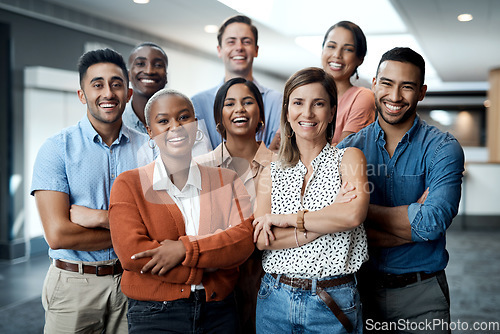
[{"left": 296, "top": 209, "right": 308, "bottom": 232}]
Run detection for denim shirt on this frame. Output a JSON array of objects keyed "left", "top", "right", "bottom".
[
  {"left": 31, "top": 115, "right": 154, "bottom": 262},
  {"left": 338, "top": 116, "right": 464, "bottom": 274},
  {"left": 191, "top": 79, "right": 283, "bottom": 149}
]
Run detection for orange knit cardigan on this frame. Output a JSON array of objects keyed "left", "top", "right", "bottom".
[{"left": 109, "top": 162, "right": 255, "bottom": 302}]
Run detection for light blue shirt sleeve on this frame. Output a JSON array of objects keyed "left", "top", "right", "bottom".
[{"left": 31, "top": 134, "right": 69, "bottom": 195}]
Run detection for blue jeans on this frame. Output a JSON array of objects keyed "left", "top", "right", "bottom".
[
  {"left": 256, "top": 272, "right": 362, "bottom": 334},
  {"left": 127, "top": 290, "right": 239, "bottom": 333}
]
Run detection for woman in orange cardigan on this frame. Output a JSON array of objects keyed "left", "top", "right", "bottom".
[{"left": 109, "top": 88, "right": 255, "bottom": 333}]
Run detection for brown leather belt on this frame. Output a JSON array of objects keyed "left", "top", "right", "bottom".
[
  {"left": 53, "top": 259, "right": 123, "bottom": 276},
  {"left": 377, "top": 270, "right": 442, "bottom": 289},
  {"left": 270, "top": 273, "right": 354, "bottom": 332},
  {"left": 270, "top": 273, "right": 354, "bottom": 290}
]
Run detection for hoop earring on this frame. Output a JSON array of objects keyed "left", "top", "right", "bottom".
[
  {"left": 287, "top": 130, "right": 295, "bottom": 139},
  {"left": 148, "top": 138, "right": 156, "bottom": 149},
  {"left": 195, "top": 129, "right": 204, "bottom": 142},
  {"left": 256, "top": 120, "right": 265, "bottom": 132}
]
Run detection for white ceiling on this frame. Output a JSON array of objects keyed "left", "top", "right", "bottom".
[{"left": 43, "top": 0, "right": 499, "bottom": 92}]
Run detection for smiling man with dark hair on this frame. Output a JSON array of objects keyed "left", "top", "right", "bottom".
[
  {"left": 191, "top": 15, "right": 282, "bottom": 149},
  {"left": 338, "top": 47, "right": 465, "bottom": 333},
  {"left": 31, "top": 48, "right": 154, "bottom": 333}
]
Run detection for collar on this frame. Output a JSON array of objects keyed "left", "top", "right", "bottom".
[
  {"left": 124, "top": 102, "right": 146, "bottom": 132},
  {"left": 297, "top": 143, "right": 332, "bottom": 173},
  {"left": 253, "top": 141, "right": 275, "bottom": 167},
  {"left": 374, "top": 114, "right": 422, "bottom": 144},
  {"left": 152, "top": 156, "right": 202, "bottom": 193},
  {"left": 81, "top": 114, "right": 129, "bottom": 145},
  {"left": 215, "top": 141, "right": 273, "bottom": 169},
  {"left": 405, "top": 115, "right": 422, "bottom": 143}
]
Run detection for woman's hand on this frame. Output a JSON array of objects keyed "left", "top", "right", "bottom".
[
  {"left": 335, "top": 181, "right": 357, "bottom": 203},
  {"left": 253, "top": 213, "right": 294, "bottom": 246},
  {"left": 131, "top": 239, "right": 186, "bottom": 276}
]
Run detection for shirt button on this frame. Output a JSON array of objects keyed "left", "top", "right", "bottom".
[
  {"left": 110, "top": 149, "right": 113, "bottom": 154},
  {"left": 181, "top": 289, "right": 184, "bottom": 292},
  {"left": 111, "top": 174, "right": 115, "bottom": 178}
]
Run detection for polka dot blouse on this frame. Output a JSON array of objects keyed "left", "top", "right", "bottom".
[{"left": 262, "top": 143, "right": 368, "bottom": 278}]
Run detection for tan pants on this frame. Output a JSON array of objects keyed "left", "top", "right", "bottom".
[{"left": 42, "top": 263, "right": 128, "bottom": 334}]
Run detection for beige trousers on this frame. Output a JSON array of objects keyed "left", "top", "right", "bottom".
[{"left": 42, "top": 262, "right": 128, "bottom": 334}]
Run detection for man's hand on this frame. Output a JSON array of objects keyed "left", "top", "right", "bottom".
[
  {"left": 70, "top": 205, "right": 109, "bottom": 229},
  {"left": 131, "top": 239, "right": 186, "bottom": 276}
]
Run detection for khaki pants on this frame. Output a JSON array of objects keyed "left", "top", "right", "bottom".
[{"left": 42, "top": 263, "right": 128, "bottom": 334}]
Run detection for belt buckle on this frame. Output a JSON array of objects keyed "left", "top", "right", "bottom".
[{"left": 95, "top": 264, "right": 108, "bottom": 276}]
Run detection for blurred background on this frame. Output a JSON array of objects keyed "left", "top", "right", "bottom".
[{"left": 0, "top": 0, "right": 498, "bottom": 332}]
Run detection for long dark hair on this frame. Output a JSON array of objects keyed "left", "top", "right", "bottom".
[{"left": 213, "top": 77, "right": 265, "bottom": 140}]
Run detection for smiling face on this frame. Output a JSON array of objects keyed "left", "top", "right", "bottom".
[
  {"left": 217, "top": 22, "right": 259, "bottom": 78},
  {"left": 128, "top": 46, "right": 168, "bottom": 98},
  {"left": 146, "top": 94, "right": 197, "bottom": 159},
  {"left": 321, "top": 26, "right": 363, "bottom": 82},
  {"left": 286, "top": 82, "right": 335, "bottom": 146},
  {"left": 78, "top": 62, "right": 132, "bottom": 126},
  {"left": 372, "top": 60, "right": 427, "bottom": 130},
  {"left": 221, "top": 83, "right": 261, "bottom": 140}
]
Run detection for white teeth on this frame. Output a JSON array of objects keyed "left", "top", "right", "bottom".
[
  {"left": 168, "top": 136, "right": 186, "bottom": 143},
  {"left": 100, "top": 103, "right": 115, "bottom": 108},
  {"left": 233, "top": 117, "right": 248, "bottom": 123},
  {"left": 385, "top": 103, "right": 402, "bottom": 112},
  {"left": 141, "top": 79, "right": 155, "bottom": 83},
  {"left": 299, "top": 122, "right": 316, "bottom": 127},
  {"left": 329, "top": 62, "right": 342, "bottom": 69},
  {"left": 233, "top": 56, "right": 245, "bottom": 60}
]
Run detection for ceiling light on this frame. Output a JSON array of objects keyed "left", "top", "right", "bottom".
[
  {"left": 133, "top": 0, "right": 150, "bottom": 4},
  {"left": 204, "top": 25, "right": 219, "bottom": 34},
  {"left": 457, "top": 13, "right": 473, "bottom": 22}
]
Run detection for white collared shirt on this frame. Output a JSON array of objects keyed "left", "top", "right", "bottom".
[
  {"left": 152, "top": 157, "right": 203, "bottom": 291},
  {"left": 152, "top": 157, "right": 202, "bottom": 236}
]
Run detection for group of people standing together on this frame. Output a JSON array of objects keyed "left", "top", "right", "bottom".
[{"left": 31, "top": 13, "right": 464, "bottom": 334}]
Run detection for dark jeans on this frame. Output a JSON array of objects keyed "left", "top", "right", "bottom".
[{"left": 127, "top": 290, "right": 239, "bottom": 334}]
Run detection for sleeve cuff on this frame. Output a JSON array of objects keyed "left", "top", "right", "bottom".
[
  {"left": 408, "top": 203, "right": 427, "bottom": 242},
  {"left": 180, "top": 235, "right": 199, "bottom": 267}
]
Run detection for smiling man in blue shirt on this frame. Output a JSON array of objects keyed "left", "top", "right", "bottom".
[
  {"left": 191, "top": 15, "right": 282, "bottom": 149},
  {"left": 31, "top": 48, "right": 153, "bottom": 333},
  {"left": 338, "top": 47, "right": 464, "bottom": 333}
]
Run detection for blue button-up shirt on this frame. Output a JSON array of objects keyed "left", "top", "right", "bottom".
[
  {"left": 191, "top": 79, "right": 283, "bottom": 149},
  {"left": 31, "top": 115, "right": 154, "bottom": 262},
  {"left": 338, "top": 115, "right": 464, "bottom": 274}
]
